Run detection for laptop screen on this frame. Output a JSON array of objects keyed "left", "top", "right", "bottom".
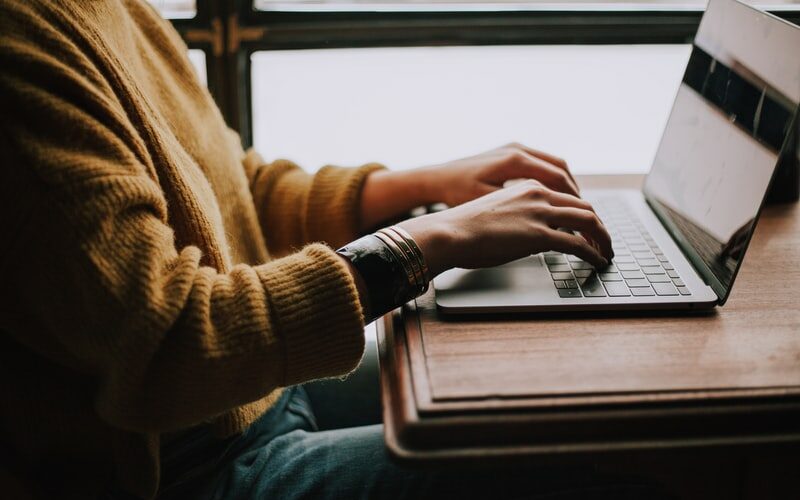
[{"left": 642, "top": 0, "right": 800, "bottom": 304}]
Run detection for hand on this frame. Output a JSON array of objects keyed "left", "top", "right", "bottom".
[
  {"left": 418, "top": 143, "right": 580, "bottom": 207},
  {"left": 397, "top": 180, "right": 613, "bottom": 277},
  {"left": 358, "top": 143, "right": 580, "bottom": 231}
]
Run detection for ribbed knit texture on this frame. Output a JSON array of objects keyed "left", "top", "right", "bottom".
[{"left": 0, "top": 1, "right": 382, "bottom": 498}]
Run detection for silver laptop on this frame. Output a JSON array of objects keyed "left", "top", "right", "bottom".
[{"left": 435, "top": 0, "right": 800, "bottom": 314}]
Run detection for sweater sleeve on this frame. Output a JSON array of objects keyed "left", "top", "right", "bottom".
[
  {"left": 0, "top": 6, "right": 365, "bottom": 432},
  {"left": 242, "top": 148, "right": 385, "bottom": 256}
]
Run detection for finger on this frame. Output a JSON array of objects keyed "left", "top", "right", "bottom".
[
  {"left": 508, "top": 143, "right": 578, "bottom": 191},
  {"left": 544, "top": 190, "right": 596, "bottom": 214},
  {"left": 505, "top": 153, "right": 580, "bottom": 197},
  {"left": 543, "top": 228, "right": 608, "bottom": 267},
  {"left": 545, "top": 207, "right": 614, "bottom": 260}
]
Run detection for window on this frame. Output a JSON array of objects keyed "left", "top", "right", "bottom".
[
  {"left": 158, "top": 1, "right": 799, "bottom": 161},
  {"left": 254, "top": 0, "right": 800, "bottom": 11},
  {"left": 147, "top": 0, "right": 196, "bottom": 19},
  {"left": 252, "top": 45, "right": 691, "bottom": 174}
]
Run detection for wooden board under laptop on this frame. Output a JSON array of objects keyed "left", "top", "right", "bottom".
[{"left": 377, "top": 175, "right": 800, "bottom": 463}]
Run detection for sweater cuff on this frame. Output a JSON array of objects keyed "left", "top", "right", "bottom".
[
  {"left": 256, "top": 243, "right": 366, "bottom": 385},
  {"left": 306, "top": 163, "right": 386, "bottom": 247}
]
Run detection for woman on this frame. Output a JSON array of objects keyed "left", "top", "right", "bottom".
[{"left": 0, "top": 1, "right": 630, "bottom": 499}]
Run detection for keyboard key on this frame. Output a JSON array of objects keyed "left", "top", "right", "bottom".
[
  {"left": 613, "top": 255, "right": 636, "bottom": 263},
  {"left": 641, "top": 266, "right": 664, "bottom": 275},
  {"left": 573, "top": 269, "right": 593, "bottom": 278},
  {"left": 551, "top": 272, "right": 574, "bottom": 280},
  {"left": 629, "top": 244, "right": 649, "bottom": 252},
  {"left": 570, "top": 261, "right": 595, "bottom": 270},
  {"left": 603, "top": 281, "right": 631, "bottom": 297},
  {"left": 662, "top": 263, "right": 675, "bottom": 270},
  {"left": 558, "top": 288, "right": 582, "bottom": 298},
  {"left": 567, "top": 255, "right": 584, "bottom": 262},
  {"left": 548, "top": 264, "right": 572, "bottom": 272},
  {"left": 672, "top": 278, "right": 685, "bottom": 287},
  {"left": 647, "top": 275, "right": 671, "bottom": 283},
  {"left": 599, "top": 272, "right": 622, "bottom": 282},
  {"left": 616, "top": 262, "right": 640, "bottom": 271},
  {"left": 667, "top": 270, "right": 680, "bottom": 278},
  {"left": 637, "top": 258, "right": 660, "bottom": 267},
  {"left": 580, "top": 277, "right": 607, "bottom": 297},
  {"left": 598, "top": 264, "right": 618, "bottom": 273},
  {"left": 633, "top": 251, "right": 654, "bottom": 259},
  {"left": 564, "top": 279, "right": 578, "bottom": 289},
  {"left": 625, "top": 279, "right": 651, "bottom": 287},
  {"left": 656, "top": 254, "right": 670, "bottom": 263},
  {"left": 677, "top": 286, "right": 691, "bottom": 296},
  {"left": 631, "top": 287, "right": 656, "bottom": 296},
  {"left": 653, "top": 282, "right": 679, "bottom": 296},
  {"left": 620, "top": 270, "right": 645, "bottom": 279},
  {"left": 554, "top": 280, "right": 567, "bottom": 289},
  {"left": 653, "top": 248, "right": 664, "bottom": 255},
  {"left": 545, "top": 254, "right": 567, "bottom": 264}
]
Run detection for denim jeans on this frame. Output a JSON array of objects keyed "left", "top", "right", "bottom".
[{"left": 156, "top": 343, "right": 671, "bottom": 500}]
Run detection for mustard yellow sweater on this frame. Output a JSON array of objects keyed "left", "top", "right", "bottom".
[{"left": 0, "top": 1, "right": 382, "bottom": 498}]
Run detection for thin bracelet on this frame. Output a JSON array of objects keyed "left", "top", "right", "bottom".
[
  {"left": 377, "top": 228, "right": 424, "bottom": 292},
  {"left": 388, "top": 225, "right": 431, "bottom": 284}
]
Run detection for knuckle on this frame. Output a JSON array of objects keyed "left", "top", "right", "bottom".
[
  {"left": 556, "top": 171, "right": 572, "bottom": 189},
  {"left": 522, "top": 182, "right": 546, "bottom": 199},
  {"left": 528, "top": 223, "right": 546, "bottom": 239},
  {"left": 531, "top": 204, "right": 553, "bottom": 219},
  {"left": 506, "top": 151, "right": 527, "bottom": 164}
]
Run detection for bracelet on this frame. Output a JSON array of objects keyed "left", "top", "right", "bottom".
[
  {"left": 336, "top": 227, "right": 431, "bottom": 322},
  {"left": 387, "top": 226, "right": 431, "bottom": 285},
  {"left": 376, "top": 229, "right": 425, "bottom": 293},
  {"left": 383, "top": 225, "right": 431, "bottom": 293}
]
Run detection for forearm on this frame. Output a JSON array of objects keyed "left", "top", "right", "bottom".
[{"left": 359, "top": 168, "right": 438, "bottom": 232}]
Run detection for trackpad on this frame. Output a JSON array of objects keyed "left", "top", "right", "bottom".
[{"left": 435, "top": 255, "right": 545, "bottom": 292}]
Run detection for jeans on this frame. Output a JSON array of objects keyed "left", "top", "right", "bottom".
[{"left": 157, "top": 342, "right": 671, "bottom": 500}]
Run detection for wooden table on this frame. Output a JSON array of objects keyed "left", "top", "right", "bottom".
[{"left": 377, "top": 175, "right": 800, "bottom": 493}]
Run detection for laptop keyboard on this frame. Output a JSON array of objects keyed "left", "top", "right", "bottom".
[{"left": 545, "top": 198, "right": 692, "bottom": 299}]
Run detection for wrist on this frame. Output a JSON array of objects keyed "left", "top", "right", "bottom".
[
  {"left": 360, "top": 169, "right": 437, "bottom": 231},
  {"left": 411, "top": 164, "right": 446, "bottom": 206}
]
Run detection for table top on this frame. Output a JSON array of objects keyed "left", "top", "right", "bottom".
[{"left": 377, "top": 174, "right": 800, "bottom": 461}]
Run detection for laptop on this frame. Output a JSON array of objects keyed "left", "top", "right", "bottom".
[{"left": 435, "top": 0, "right": 800, "bottom": 314}]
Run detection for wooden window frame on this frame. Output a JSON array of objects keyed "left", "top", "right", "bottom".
[{"left": 174, "top": 1, "right": 800, "bottom": 147}]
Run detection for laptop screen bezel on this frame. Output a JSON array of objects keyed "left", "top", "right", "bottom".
[{"left": 641, "top": 1, "right": 800, "bottom": 305}]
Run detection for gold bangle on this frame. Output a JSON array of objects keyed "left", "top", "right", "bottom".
[
  {"left": 388, "top": 225, "right": 431, "bottom": 284},
  {"left": 383, "top": 227, "right": 427, "bottom": 293},
  {"left": 377, "top": 229, "right": 424, "bottom": 292}
]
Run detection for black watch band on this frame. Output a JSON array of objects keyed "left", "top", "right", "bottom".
[{"left": 336, "top": 234, "right": 420, "bottom": 323}]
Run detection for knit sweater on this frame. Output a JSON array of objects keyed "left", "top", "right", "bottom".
[{"left": 0, "top": 1, "right": 383, "bottom": 498}]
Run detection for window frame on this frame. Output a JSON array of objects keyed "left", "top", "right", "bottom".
[{"left": 170, "top": 1, "right": 800, "bottom": 147}]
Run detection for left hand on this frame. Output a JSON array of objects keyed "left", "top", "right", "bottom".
[
  {"left": 359, "top": 143, "right": 580, "bottom": 231},
  {"left": 419, "top": 142, "right": 580, "bottom": 207}
]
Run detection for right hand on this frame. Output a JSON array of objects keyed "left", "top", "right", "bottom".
[{"left": 397, "top": 179, "right": 613, "bottom": 278}]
